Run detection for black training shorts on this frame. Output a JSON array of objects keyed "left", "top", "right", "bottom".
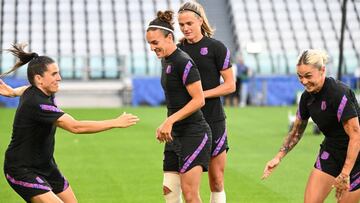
[
  {"left": 163, "top": 123, "right": 212, "bottom": 173},
  {"left": 4, "top": 166, "right": 69, "bottom": 202},
  {"left": 314, "top": 144, "right": 360, "bottom": 191},
  {"left": 208, "top": 120, "right": 229, "bottom": 157}
]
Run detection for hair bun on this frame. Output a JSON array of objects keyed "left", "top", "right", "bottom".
[
  {"left": 157, "top": 10, "right": 174, "bottom": 25},
  {"left": 31, "top": 52, "right": 39, "bottom": 58}
]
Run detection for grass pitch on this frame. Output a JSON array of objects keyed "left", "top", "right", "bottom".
[{"left": 0, "top": 106, "right": 337, "bottom": 202}]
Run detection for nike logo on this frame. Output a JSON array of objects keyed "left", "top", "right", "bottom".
[{"left": 215, "top": 137, "right": 221, "bottom": 144}]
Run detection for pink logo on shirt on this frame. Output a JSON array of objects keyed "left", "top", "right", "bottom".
[
  {"left": 166, "top": 65, "right": 172, "bottom": 74},
  {"left": 200, "top": 47, "right": 208, "bottom": 55},
  {"left": 321, "top": 101, "right": 326, "bottom": 111},
  {"left": 320, "top": 151, "right": 329, "bottom": 160}
]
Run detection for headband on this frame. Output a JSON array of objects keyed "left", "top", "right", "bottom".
[
  {"left": 148, "top": 25, "right": 174, "bottom": 33},
  {"left": 178, "top": 8, "right": 201, "bottom": 17}
]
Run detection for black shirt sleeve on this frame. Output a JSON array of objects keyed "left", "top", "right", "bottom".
[
  {"left": 32, "top": 102, "right": 65, "bottom": 124},
  {"left": 214, "top": 40, "right": 232, "bottom": 72},
  {"left": 333, "top": 88, "right": 358, "bottom": 122},
  {"left": 178, "top": 60, "right": 201, "bottom": 86}
]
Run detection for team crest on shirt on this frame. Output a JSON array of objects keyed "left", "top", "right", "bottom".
[
  {"left": 200, "top": 47, "right": 208, "bottom": 55},
  {"left": 320, "top": 151, "right": 329, "bottom": 160},
  {"left": 321, "top": 101, "right": 327, "bottom": 111},
  {"left": 166, "top": 65, "right": 172, "bottom": 74}
]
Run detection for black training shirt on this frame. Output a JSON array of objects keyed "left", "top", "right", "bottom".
[
  {"left": 161, "top": 48, "right": 205, "bottom": 129},
  {"left": 178, "top": 36, "right": 232, "bottom": 122},
  {"left": 298, "top": 77, "right": 360, "bottom": 149},
  {"left": 4, "top": 86, "right": 64, "bottom": 173}
]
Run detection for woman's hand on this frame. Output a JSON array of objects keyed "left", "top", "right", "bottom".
[
  {"left": 334, "top": 173, "right": 350, "bottom": 201},
  {"left": 156, "top": 118, "right": 174, "bottom": 143},
  {"left": 262, "top": 157, "right": 281, "bottom": 179},
  {"left": 114, "top": 112, "right": 139, "bottom": 128},
  {"left": 0, "top": 79, "right": 15, "bottom": 97}
]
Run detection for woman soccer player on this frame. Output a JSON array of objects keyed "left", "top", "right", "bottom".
[
  {"left": 146, "top": 10, "right": 212, "bottom": 203},
  {"left": 263, "top": 49, "right": 360, "bottom": 203},
  {"left": 176, "top": 2, "right": 236, "bottom": 202},
  {"left": 0, "top": 43, "right": 139, "bottom": 203}
]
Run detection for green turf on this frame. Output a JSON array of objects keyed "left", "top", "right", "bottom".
[{"left": 0, "top": 106, "right": 337, "bottom": 202}]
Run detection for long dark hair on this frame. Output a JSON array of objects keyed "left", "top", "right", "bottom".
[{"left": 1, "top": 43, "right": 55, "bottom": 85}]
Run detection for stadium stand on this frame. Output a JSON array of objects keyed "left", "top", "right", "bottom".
[
  {"left": 230, "top": 0, "right": 359, "bottom": 75},
  {"left": 0, "top": 0, "right": 359, "bottom": 107}
]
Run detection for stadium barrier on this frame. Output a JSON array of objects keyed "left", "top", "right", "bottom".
[
  {"left": 0, "top": 75, "right": 358, "bottom": 108},
  {"left": 131, "top": 75, "right": 359, "bottom": 107}
]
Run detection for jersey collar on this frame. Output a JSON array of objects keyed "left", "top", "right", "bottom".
[
  {"left": 165, "top": 48, "right": 180, "bottom": 61},
  {"left": 312, "top": 77, "right": 329, "bottom": 97},
  {"left": 33, "top": 86, "right": 53, "bottom": 98}
]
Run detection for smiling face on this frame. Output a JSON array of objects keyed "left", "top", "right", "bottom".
[
  {"left": 297, "top": 64, "right": 326, "bottom": 93},
  {"left": 178, "top": 11, "right": 203, "bottom": 43},
  {"left": 35, "top": 63, "right": 62, "bottom": 95},
  {"left": 146, "top": 29, "right": 174, "bottom": 58}
]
